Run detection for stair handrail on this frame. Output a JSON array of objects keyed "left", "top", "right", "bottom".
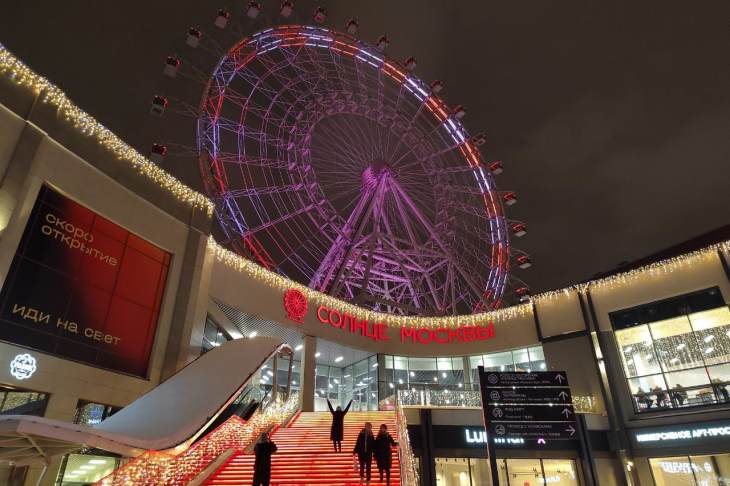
[{"left": 395, "top": 394, "right": 420, "bottom": 486}]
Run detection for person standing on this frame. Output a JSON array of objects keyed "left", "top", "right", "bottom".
[
  {"left": 252, "top": 432, "right": 277, "bottom": 486},
  {"left": 373, "top": 424, "right": 398, "bottom": 485},
  {"left": 353, "top": 422, "right": 375, "bottom": 482},
  {"left": 327, "top": 398, "right": 353, "bottom": 452}
]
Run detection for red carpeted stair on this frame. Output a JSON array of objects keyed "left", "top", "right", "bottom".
[{"left": 205, "top": 411, "right": 400, "bottom": 485}]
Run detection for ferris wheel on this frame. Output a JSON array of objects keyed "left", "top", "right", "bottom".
[{"left": 150, "top": 4, "right": 530, "bottom": 315}]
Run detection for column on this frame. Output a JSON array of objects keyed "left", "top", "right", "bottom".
[{"left": 300, "top": 335, "right": 317, "bottom": 412}]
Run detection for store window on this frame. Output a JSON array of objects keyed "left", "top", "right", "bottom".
[
  {"left": 611, "top": 288, "right": 730, "bottom": 412},
  {"left": 74, "top": 401, "right": 120, "bottom": 426},
  {"left": 57, "top": 401, "right": 122, "bottom": 485},
  {"left": 649, "top": 454, "right": 730, "bottom": 486},
  {"left": 201, "top": 316, "right": 231, "bottom": 354},
  {"left": 469, "top": 346, "right": 546, "bottom": 383},
  {"left": 0, "top": 385, "right": 48, "bottom": 416},
  {"left": 500, "top": 458, "right": 579, "bottom": 486},
  {"left": 437, "top": 458, "right": 579, "bottom": 486}
]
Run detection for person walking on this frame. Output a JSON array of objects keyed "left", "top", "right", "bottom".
[
  {"left": 252, "top": 432, "right": 277, "bottom": 486},
  {"left": 373, "top": 424, "right": 398, "bottom": 485},
  {"left": 353, "top": 422, "right": 375, "bottom": 482},
  {"left": 327, "top": 398, "right": 352, "bottom": 452}
]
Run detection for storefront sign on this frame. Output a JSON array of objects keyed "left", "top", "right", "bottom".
[
  {"left": 313, "top": 303, "right": 495, "bottom": 345},
  {"left": 631, "top": 420, "right": 730, "bottom": 448},
  {"left": 0, "top": 185, "right": 170, "bottom": 377},
  {"left": 10, "top": 353, "right": 37, "bottom": 380},
  {"left": 410, "top": 425, "right": 578, "bottom": 450}
]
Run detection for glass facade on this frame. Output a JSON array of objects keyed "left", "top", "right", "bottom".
[
  {"left": 436, "top": 458, "right": 579, "bottom": 486},
  {"left": 649, "top": 454, "right": 730, "bottom": 486},
  {"left": 499, "top": 458, "right": 580, "bottom": 486},
  {"left": 435, "top": 457, "right": 490, "bottom": 486},
  {"left": 201, "top": 316, "right": 231, "bottom": 354},
  {"left": 614, "top": 306, "right": 730, "bottom": 412},
  {"left": 0, "top": 384, "right": 48, "bottom": 416}
]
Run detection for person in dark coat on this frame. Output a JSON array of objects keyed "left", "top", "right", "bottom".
[
  {"left": 252, "top": 432, "right": 277, "bottom": 486},
  {"left": 353, "top": 422, "right": 375, "bottom": 482},
  {"left": 327, "top": 398, "right": 352, "bottom": 452},
  {"left": 374, "top": 424, "right": 398, "bottom": 485}
]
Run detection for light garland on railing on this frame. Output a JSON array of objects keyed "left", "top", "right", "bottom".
[
  {"left": 0, "top": 44, "right": 214, "bottom": 216},
  {"left": 532, "top": 240, "right": 730, "bottom": 303},
  {"left": 95, "top": 393, "right": 299, "bottom": 486},
  {"left": 209, "top": 237, "right": 533, "bottom": 329}
]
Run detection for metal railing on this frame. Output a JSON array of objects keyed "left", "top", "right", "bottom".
[{"left": 395, "top": 395, "right": 419, "bottom": 486}]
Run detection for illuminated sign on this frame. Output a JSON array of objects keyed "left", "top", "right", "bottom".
[
  {"left": 465, "top": 428, "right": 525, "bottom": 446},
  {"left": 465, "top": 428, "right": 487, "bottom": 444},
  {"left": 283, "top": 289, "right": 308, "bottom": 323},
  {"left": 0, "top": 185, "right": 170, "bottom": 377},
  {"left": 312, "top": 302, "right": 495, "bottom": 345},
  {"left": 10, "top": 353, "right": 37, "bottom": 380},
  {"left": 635, "top": 426, "right": 730, "bottom": 443}
]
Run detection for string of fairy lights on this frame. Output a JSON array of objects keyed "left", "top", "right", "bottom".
[
  {"left": 0, "top": 44, "right": 213, "bottom": 215},
  {"left": 211, "top": 236, "right": 730, "bottom": 329},
  {"left": 2, "top": 43, "right": 729, "bottom": 330}
]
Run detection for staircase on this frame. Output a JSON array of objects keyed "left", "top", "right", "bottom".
[{"left": 205, "top": 411, "right": 401, "bottom": 485}]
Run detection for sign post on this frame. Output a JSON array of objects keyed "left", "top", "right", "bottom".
[{"left": 478, "top": 367, "right": 578, "bottom": 486}]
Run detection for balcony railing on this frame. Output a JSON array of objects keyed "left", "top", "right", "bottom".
[{"left": 633, "top": 382, "right": 730, "bottom": 413}]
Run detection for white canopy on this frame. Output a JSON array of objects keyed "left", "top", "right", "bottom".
[{"left": 0, "top": 336, "right": 287, "bottom": 464}]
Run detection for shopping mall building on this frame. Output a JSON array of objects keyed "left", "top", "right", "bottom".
[{"left": 0, "top": 47, "right": 729, "bottom": 486}]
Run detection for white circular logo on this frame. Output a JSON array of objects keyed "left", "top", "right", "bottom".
[
  {"left": 487, "top": 374, "right": 499, "bottom": 385},
  {"left": 10, "top": 354, "right": 37, "bottom": 380}
]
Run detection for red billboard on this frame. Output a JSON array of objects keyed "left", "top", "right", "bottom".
[{"left": 0, "top": 185, "right": 170, "bottom": 377}]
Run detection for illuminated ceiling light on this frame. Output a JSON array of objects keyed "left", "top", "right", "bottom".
[
  {"left": 389, "top": 383, "right": 394, "bottom": 389},
  {"left": 266, "top": 370, "right": 274, "bottom": 376},
  {"left": 295, "top": 344, "right": 303, "bottom": 351},
  {"left": 676, "top": 343, "right": 686, "bottom": 350},
  {"left": 372, "top": 363, "right": 378, "bottom": 368},
  {"left": 433, "top": 376, "right": 438, "bottom": 382},
  {"left": 670, "top": 358, "right": 679, "bottom": 364},
  {"left": 398, "top": 379, "right": 403, "bottom": 384},
  {"left": 705, "top": 347, "right": 715, "bottom": 354},
  {"left": 540, "top": 363, "right": 546, "bottom": 369},
  {"left": 441, "top": 372, "right": 447, "bottom": 378},
  {"left": 344, "top": 374, "right": 351, "bottom": 378},
  {"left": 79, "top": 465, "right": 95, "bottom": 470},
  {"left": 458, "top": 383, "right": 463, "bottom": 388},
  {"left": 292, "top": 381, "right": 297, "bottom": 385},
  {"left": 704, "top": 335, "right": 715, "bottom": 343},
  {"left": 315, "top": 352, "right": 321, "bottom": 358},
  {"left": 410, "top": 371, "right": 415, "bottom": 377},
  {"left": 624, "top": 347, "right": 633, "bottom": 354},
  {"left": 334, "top": 356, "right": 344, "bottom": 363},
  {"left": 500, "top": 365, "right": 505, "bottom": 371},
  {"left": 328, "top": 383, "right": 333, "bottom": 389},
  {"left": 333, "top": 379, "right": 339, "bottom": 384},
  {"left": 248, "top": 331, "right": 258, "bottom": 338},
  {"left": 88, "top": 460, "right": 107, "bottom": 464}
]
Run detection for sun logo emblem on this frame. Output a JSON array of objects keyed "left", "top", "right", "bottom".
[{"left": 283, "top": 288, "right": 308, "bottom": 323}]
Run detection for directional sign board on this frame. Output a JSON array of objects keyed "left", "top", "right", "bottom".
[
  {"left": 478, "top": 367, "right": 580, "bottom": 486},
  {"left": 483, "top": 371, "right": 568, "bottom": 387},
  {"left": 488, "top": 422, "right": 578, "bottom": 440},
  {"left": 486, "top": 404, "right": 575, "bottom": 422},
  {"left": 486, "top": 387, "right": 572, "bottom": 405}
]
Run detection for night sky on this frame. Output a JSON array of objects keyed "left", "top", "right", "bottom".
[{"left": 1, "top": 1, "right": 728, "bottom": 295}]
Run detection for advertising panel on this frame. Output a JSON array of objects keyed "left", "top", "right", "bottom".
[{"left": 0, "top": 185, "right": 170, "bottom": 377}]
